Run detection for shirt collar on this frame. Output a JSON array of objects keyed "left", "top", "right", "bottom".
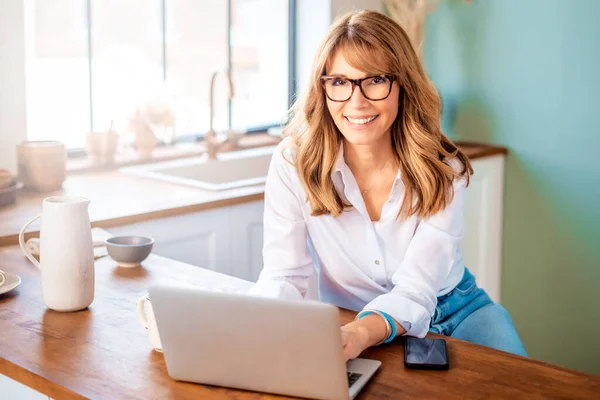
[
  {"left": 332, "top": 140, "right": 402, "bottom": 182},
  {"left": 333, "top": 140, "right": 346, "bottom": 173}
]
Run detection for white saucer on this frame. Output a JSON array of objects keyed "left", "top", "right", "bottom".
[{"left": 0, "top": 272, "right": 22, "bottom": 295}]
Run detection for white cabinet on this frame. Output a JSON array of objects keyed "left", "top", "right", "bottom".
[
  {"left": 229, "top": 200, "right": 265, "bottom": 282},
  {"left": 108, "top": 201, "right": 265, "bottom": 282},
  {"left": 0, "top": 374, "right": 49, "bottom": 400},
  {"left": 462, "top": 155, "right": 505, "bottom": 303},
  {"left": 108, "top": 208, "right": 232, "bottom": 275}
]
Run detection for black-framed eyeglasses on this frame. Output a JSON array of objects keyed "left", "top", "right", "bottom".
[{"left": 320, "top": 74, "right": 397, "bottom": 102}]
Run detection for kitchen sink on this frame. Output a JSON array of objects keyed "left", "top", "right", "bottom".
[{"left": 121, "top": 146, "right": 276, "bottom": 191}]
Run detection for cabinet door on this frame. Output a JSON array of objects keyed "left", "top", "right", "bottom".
[
  {"left": 0, "top": 374, "right": 49, "bottom": 400},
  {"left": 228, "top": 200, "right": 319, "bottom": 300},
  {"left": 107, "top": 208, "right": 231, "bottom": 275},
  {"left": 462, "top": 155, "right": 505, "bottom": 303},
  {"left": 229, "top": 200, "right": 265, "bottom": 282}
]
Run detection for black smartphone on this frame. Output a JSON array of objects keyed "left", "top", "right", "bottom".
[{"left": 404, "top": 337, "right": 449, "bottom": 370}]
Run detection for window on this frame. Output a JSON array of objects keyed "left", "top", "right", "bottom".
[
  {"left": 29, "top": 0, "right": 294, "bottom": 149},
  {"left": 29, "top": 0, "right": 90, "bottom": 149},
  {"left": 230, "top": 0, "right": 290, "bottom": 131}
]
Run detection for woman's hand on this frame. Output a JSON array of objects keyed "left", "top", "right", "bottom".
[
  {"left": 341, "top": 324, "right": 371, "bottom": 362},
  {"left": 341, "top": 312, "right": 406, "bottom": 362}
]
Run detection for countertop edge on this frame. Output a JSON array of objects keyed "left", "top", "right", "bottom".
[
  {"left": 91, "top": 192, "right": 265, "bottom": 230},
  {"left": 0, "top": 192, "right": 265, "bottom": 247},
  {"left": 459, "top": 142, "right": 509, "bottom": 159}
]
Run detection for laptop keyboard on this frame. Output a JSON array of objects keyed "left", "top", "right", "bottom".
[{"left": 347, "top": 372, "right": 362, "bottom": 387}]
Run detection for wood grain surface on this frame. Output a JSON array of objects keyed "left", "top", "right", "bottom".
[{"left": 1, "top": 245, "right": 598, "bottom": 399}]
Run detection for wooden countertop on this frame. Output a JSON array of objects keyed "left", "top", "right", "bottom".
[
  {"left": 0, "top": 169, "right": 266, "bottom": 247},
  {"left": 1, "top": 245, "right": 598, "bottom": 399},
  {"left": 0, "top": 141, "right": 507, "bottom": 246},
  {"left": 455, "top": 140, "right": 508, "bottom": 159}
]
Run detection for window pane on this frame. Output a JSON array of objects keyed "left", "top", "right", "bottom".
[
  {"left": 165, "top": 0, "right": 228, "bottom": 137},
  {"left": 30, "top": 0, "right": 90, "bottom": 149},
  {"left": 91, "top": 0, "right": 163, "bottom": 133},
  {"left": 230, "top": 0, "right": 289, "bottom": 131}
]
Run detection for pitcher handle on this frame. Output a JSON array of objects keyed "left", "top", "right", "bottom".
[
  {"left": 19, "top": 215, "right": 41, "bottom": 269},
  {"left": 137, "top": 295, "right": 150, "bottom": 329}
]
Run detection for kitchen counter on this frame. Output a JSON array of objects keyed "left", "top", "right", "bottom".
[
  {"left": 0, "top": 141, "right": 508, "bottom": 246},
  {"left": 0, "top": 246, "right": 598, "bottom": 399}
]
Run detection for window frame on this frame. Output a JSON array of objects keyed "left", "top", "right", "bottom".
[{"left": 78, "top": 0, "right": 295, "bottom": 150}]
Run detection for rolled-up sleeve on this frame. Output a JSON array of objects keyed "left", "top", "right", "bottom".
[
  {"left": 247, "top": 142, "right": 314, "bottom": 300},
  {"left": 364, "top": 176, "right": 467, "bottom": 337}
]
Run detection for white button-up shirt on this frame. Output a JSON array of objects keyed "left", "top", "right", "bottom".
[{"left": 248, "top": 137, "right": 466, "bottom": 337}]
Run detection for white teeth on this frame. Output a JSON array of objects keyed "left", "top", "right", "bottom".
[{"left": 346, "top": 115, "right": 377, "bottom": 125}]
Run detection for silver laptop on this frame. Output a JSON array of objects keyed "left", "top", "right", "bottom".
[{"left": 149, "top": 284, "right": 381, "bottom": 400}]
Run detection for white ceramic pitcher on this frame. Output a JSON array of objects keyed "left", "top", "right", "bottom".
[{"left": 19, "top": 196, "right": 95, "bottom": 312}]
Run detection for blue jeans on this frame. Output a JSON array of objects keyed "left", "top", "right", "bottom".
[{"left": 429, "top": 268, "right": 527, "bottom": 356}]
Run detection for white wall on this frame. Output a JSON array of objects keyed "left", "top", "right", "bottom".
[
  {"left": 0, "top": 0, "right": 31, "bottom": 174},
  {"left": 331, "top": 0, "right": 383, "bottom": 19}
]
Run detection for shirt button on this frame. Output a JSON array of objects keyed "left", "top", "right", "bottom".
[{"left": 374, "top": 260, "right": 380, "bottom": 265}]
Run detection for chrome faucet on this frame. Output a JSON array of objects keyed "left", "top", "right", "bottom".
[{"left": 205, "top": 68, "right": 234, "bottom": 159}]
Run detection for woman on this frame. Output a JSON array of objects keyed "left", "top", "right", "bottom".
[{"left": 248, "top": 10, "right": 527, "bottom": 361}]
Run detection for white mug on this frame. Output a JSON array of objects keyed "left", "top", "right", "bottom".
[
  {"left": 137, "top": 294, "right": 163, "bottom": 352},
  {"left": 0, "top": 270, "right": 6, "bottom": 288}
]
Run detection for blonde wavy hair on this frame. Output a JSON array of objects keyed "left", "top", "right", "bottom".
[{"left": 284, "top": 10, "right": 472, "bottom": 219}]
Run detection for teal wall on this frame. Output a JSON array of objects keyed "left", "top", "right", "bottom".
[{"left": 425, "top": 0, "right": 600, "bottom": 374}]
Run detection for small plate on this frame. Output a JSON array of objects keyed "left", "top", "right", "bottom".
[{"left": 0, "top": 272, "right": 22, "bottom": 295}]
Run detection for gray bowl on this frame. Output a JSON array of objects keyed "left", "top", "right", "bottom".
[
  {"left": 0, "top": 180, "right": 24, "bottom": 208},
  {"left": 104, "top": 236, "right": 154, "bottom": 267}
]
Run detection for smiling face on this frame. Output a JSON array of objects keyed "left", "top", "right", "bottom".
[{"left": 324, "top": 50, "right": 401, "bottom": 147}]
